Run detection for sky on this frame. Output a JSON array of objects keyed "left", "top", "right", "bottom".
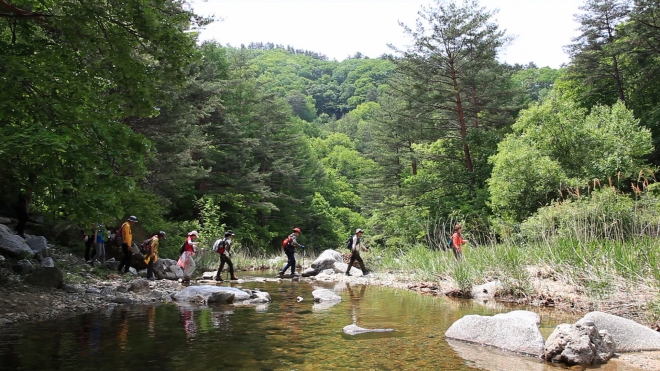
[{"left": 191, "top": 0, "right": 583, "bottom": 68}]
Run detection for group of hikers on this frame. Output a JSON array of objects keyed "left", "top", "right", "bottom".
[{"left": 81, "top": 214, "right": 467, "bottom": 281}]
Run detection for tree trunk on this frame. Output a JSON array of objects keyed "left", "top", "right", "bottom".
[{"left": 450, "top": 61, "right": 474, "bottom": 173}]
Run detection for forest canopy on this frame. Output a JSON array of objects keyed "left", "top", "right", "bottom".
[{"left": 2, "top": 0, "right": 658, "bottom": 257}]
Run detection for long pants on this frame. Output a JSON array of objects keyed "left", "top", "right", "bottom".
[
  {"left": 346, "top": 251, "right": 367, "bottom": 274},
  {"left": 216, "top": 254, "right": 235, "bottom": 279},
  {"left": 181, "top": 252, "right": 195, "bottom": 279},
  {"left": 117, "top": 243, "right": 132, "bottom": 273},
  {"left": 85, "top": 236, "right": 96, "bottom": 261},
  {"left": 95, "top": 242, "right": 105, "bottom": 265},
  {"left": 452, "top": 247, "right": 463, "bottom": 261},
  {"left": 281, "top": 249, "right": 296, "bottom": 275},
  {"left": 15, "top": 208, "right": 28, "bottom": 238},
  {"left": 146, "top": 258, "right": 155, "bottom": 279}
]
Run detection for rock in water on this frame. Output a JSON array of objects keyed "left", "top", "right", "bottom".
[
  {"left": 581, "top": 311, "right": 660, "bottom": 352},
  {"left": 445, "top": 310, "right": 545, "bottom": 357},
  {"left": 312, "top": 288, "right": 341, "bottom": 303},
  {"left": 542, "top": 318, "right": 614, "bottom": 365},
  {"left": 343, "top": 324, "right": 394, "bottom": 336}
]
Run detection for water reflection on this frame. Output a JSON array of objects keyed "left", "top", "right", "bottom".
[
  {"left": 346, "top": 283, "right": 366, "bottom": 325},
  {"left": 0, "top": 275, "right": 649, "bottom": 371},
  {"left": 179, "top": 306, "right": 197, "bottom": 339}
]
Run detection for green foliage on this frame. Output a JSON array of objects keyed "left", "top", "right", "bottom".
[
  {"left": 489, "top": 92, "right": 653, "bottom": 220},
  {"left": 0, "top": 0, "right": 200, "bottom": 223}
]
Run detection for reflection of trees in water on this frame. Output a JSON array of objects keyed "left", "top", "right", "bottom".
[{"left": 346, "top": 283, "right": 366, "bottom": 325}]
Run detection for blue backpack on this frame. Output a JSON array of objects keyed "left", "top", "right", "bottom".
[{"left": 448, "top": 237, "right": 453, "bottom": 249}]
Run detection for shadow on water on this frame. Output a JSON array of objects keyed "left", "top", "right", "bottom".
[{"left": 0, "top": 272, "right": 649, "bottom": 370}]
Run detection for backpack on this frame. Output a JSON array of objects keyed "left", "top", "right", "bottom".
[
  {"left": 346, "top": 235, "right": 355, "bottom": 250},
  {"left": 139, "top": 237, "right": 154, "bottom": 255},
  {"left": 448, "top": 237, "right": 454, "bottom": 249},
  {"left": 213, "top": 238, "right": 227, "bottom": 254},
  {"left": 282, "top": 236, "right": 292, "bottom": 249},
  {"left": 179, "top": 241, "right": 186, "bottom": 255},
  {"left": 96, "top": 225, "right": 107, "bottom": 242}
]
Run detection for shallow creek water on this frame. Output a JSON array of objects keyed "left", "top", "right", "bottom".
[{"left": 0, "top": 272, "right": 647, "bottom": 370}]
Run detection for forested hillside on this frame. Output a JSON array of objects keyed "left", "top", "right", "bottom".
[{"left": 3, "top": 0, "right": 660, "bottom": 259}]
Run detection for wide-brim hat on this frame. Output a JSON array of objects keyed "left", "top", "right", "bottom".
[{"left": 127, "top": 216, "right": 138, "bottom": 222}]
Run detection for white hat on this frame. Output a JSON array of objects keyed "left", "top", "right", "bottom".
[
  {"left": 188, "top": 230, "right": 199, "bottom": 237},
  {"left": 356, "top": 228, "right": 364, "bottom": 234}
]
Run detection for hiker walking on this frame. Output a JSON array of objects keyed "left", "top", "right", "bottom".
[
  {"left": 14, "top": 190, "right": 29, "bottom": 239},
  {"left": 145, "top": 231, "right": 166, "bottom": 281},
  {"left": 279, "top": 227, "right": 305, "bottom": 277},
  {"left": 177, "top": 230, "right": 199, "bottom": 283},
  {"left": 346, "top": 228, "right": 369, "bottom": 276},
  {"left": 451, "top": 224, "right": 467, "bottom": 261},
  {"left": 117, "top": 216, "right": 138, "bottom": 274},
  {"left": 213, "top": 230, "right": 238, "bottom": 282},
  {"left": 84, "top": 222, "right": 96, "bottom": 264},
  {"left": 92, "top": 223, "right": 107, "bottom": 266}
]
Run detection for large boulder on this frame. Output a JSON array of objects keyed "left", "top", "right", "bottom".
[
  {"left": 343, "top": 324, "right": 394, "bottom": 335},
  {"left": 154, "top": 259, "right": 179, "bottom": 280},
  {"left": 0, "top": 224, "right": 33, "bottom": 258},
  {"left": 23, "top": 267, "right": 64, "bottom": 289},
  {"left": 12, "top": 259, "right": 34, "bottom": 275},
  {"left": 445, "top": 310, "right": 545, "bottom": 357},
  {"left": 172, "top": 285, "right": 251, "bottom": 303},
  {"left": 581, "top": 311, "right": 660, "bottom": 352},
  {"left": 542, "top": 318, "right": 614, "bottom": 365},
  {"left": 302, "top": 250, "right": 344, "bottom": 277},
  {"left": 26, "top": 236, "right": 48, "bottom": 253},
  {"left": 312, "top": 288, "right": 342, "bottom": 303}
]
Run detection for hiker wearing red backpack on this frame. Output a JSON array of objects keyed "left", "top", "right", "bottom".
[
  {"left": 279, "top": 227, "right": 305, "bottom": 277},
  {"left": 213, "top": 230, "right": 238, "bottom": 282}
]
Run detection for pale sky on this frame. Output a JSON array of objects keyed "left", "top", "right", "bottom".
[{"left": 191, "top": 0, "right": 583, "bottom": 68}]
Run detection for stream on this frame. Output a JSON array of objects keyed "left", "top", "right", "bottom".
[{"left": 0, "top": 272, "right": 647, "bottom": 370}]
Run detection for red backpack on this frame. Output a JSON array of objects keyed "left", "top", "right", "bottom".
[{"left": 282, "top": 236, "right": 292, "bottom": 249}]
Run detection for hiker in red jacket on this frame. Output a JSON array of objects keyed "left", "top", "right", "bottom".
[{"left": 279, "top": 227, "right": 305, "bottom": 277}]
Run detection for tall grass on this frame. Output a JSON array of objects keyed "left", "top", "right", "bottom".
[{"left": 370, "top": 187, "right": 660, "bottom": 304}]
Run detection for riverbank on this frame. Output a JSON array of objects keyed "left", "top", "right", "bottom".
[{"left": 1, "top": 245, "right": 658, "bottom": 329}]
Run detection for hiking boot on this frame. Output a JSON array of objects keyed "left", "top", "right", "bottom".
[
  {"left": 362, "top": 270, "right": 369, "bottom": 276},
  {"left": 345, "top": 272, "right": 351, "bottom": 276},
  {"left": 214, "top": 276, "right": 223, "bottom": 282},
  {"left": 230, "top": 277, "right": 239, "bottom": 281}
]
